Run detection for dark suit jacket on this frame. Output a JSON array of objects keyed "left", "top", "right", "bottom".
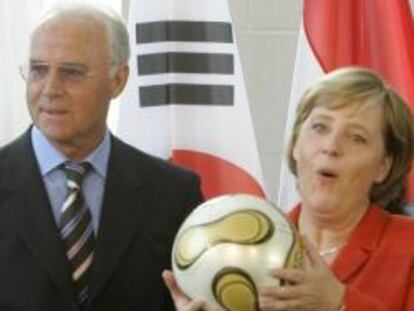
[
  {"left": 290, "top": 204, "right": 414, "bottom": 311},
  {"left": 0, "top": 130, "right": 204, "bottom": 311}
]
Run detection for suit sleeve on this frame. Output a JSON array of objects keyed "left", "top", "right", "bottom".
[
  {"left": 187, "top": 174, "right": 204, "bottom": 212},
  {"left": 162, "top": 173, "right": 204, "bottom": 311}
]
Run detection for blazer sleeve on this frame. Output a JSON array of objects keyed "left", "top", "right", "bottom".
[
  {"left": 343, "top": 286, "right": 387, "bottom": 311},
  {"left": 344, "top": 278, "right": 414, "bottom": 311},
  {"left": 344, "top": 276, "right": 414, "bottom": 311},
  {"left": 404, "top": 274, "right": 414, "bottom": 310}
]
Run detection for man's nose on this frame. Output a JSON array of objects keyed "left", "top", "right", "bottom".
[{"left": 41, "top": 69, "right": 64, "bottom": 96}]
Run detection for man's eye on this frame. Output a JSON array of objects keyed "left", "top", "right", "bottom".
[
  {"left": 29, "top": 64, "right": 49, "bottom": 78},
  {"left": 62, "top": 67, "right": 87, "bottom": 80}
]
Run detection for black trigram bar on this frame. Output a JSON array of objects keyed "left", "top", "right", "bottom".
[
  {"left": 138, "top": 52, "right": 234, "bottom": 75},
  {"left": 136, "top": 21, "right": 233, "bottom": 43},
  {"left": 140, "top": 84, "right": 234, "bottom": 107}
]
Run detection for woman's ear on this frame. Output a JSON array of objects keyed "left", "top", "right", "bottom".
[{"left": 375, "top": 155, "right": 393, "bottom": 183}]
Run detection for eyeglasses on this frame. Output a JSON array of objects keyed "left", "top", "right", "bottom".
[{"left": 19, "top": 61, "right": 96, "bottom": 83}]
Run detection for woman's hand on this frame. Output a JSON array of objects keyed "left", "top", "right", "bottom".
[
  {"left": 162, "top": 270, "right": 225, "bottom": 311},
  {"left": 258, "top": 237, "right": 345, "bottom": 311},
  {"left": 162, "top": 270, "right": 206, "bottom": 311}
]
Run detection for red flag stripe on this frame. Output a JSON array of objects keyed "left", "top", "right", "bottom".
[
  {"left": 304, "top": 0, "right": 414, "bottom": 109},
  {"left": 172, "top": 150, "right": 265, "bottom": 199}
]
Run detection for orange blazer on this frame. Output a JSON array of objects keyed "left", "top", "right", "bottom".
[{"left": 289, "top": 204, "right": 414, "bottom": 311}]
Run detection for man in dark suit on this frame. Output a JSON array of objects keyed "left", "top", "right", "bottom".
[{"left": 0, "top": 3, "right": 203, "bottom": 311}]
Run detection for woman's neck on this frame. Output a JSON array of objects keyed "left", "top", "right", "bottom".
[{"left": 298, "top": 201, "right": 369, "bottom": 253}]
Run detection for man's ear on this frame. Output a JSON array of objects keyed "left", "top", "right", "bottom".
[
  {"left": 110, "top": 63, "right": 129, "bottom": 99},
  {"left": 375, "top": 155, "right": 393, "bottom": 183}
]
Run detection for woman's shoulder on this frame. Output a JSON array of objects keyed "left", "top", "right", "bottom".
[
  {"left": 388, "top": 210, "right": 414, "bottom": 226},
  {"left": 383, "top": 212, "right": 414, "bottom": 242}
]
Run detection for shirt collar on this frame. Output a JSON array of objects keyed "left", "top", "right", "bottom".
[{"left": 31, "top": 126, "right": 111, "bottom": 178}]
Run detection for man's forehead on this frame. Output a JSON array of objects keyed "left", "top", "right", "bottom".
[
  {"left": 31, "top": 14, "right": 107, "bottom": 48},
  {"left": 29, "top": 15, "right": 109, "bottom": 67},
  {"left": 32, "top": 13, "right": 105, "bottom": 41}
]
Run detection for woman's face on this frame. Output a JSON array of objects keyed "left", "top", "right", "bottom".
[{"left": 293, "top": 101, "right": 392, "bottom": 213}]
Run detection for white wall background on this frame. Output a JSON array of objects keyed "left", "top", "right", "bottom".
[
  {"left": 1, "top": 0, "right": 413, "bottom": 201},
  {"left": 228, "top": 0, "right": 302, "bottom": 201}
]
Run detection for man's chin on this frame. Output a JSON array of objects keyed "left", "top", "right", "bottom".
[{"left": 38, "top": 126, "right": 73, "bottom": 145}]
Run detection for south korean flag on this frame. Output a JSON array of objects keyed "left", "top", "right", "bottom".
[{"left": 116, "top": 0, "right": 266, "bottom": 199}]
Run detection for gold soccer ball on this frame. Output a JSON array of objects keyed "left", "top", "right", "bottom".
[{"left": 172, "top": 194, "right": 303, "bottom": 311}]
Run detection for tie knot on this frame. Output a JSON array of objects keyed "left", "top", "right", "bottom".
[{"left": 61, "top": 162, "right": 91, "bottom": 188}]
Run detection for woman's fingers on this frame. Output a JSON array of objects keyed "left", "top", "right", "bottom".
[
  {"left": 259, "top": 284, "right": 302, "bottom": 300},
  {"left": 162, "top": 270, "right": 210, "bottom": 311},
  {"left": 259, "top": 295, "right": 302, "bottom": 311},
  {"left": 184, "top": 299, "right": 206, "bottom": 310},
  {"left": 162, "top": 270, "right": 181, "bottom": 298},
  {"left": 301, "top": 235, "right": 324, "bottom": 268},
  {"left": 268, "top": 267, "right": 305, "bottom": 284}
]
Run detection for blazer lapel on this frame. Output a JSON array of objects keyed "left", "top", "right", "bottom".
[
  {"left": 2, "top": 131, "right": 75, "bottom": 303},
  {"left": 331, "top": 205, "right": 390, "bottom": 282},
  {"left": 89, "top": 137, "right": 147, "bottom": 301},
  {"left": 289, "top": 204, "right": 390, "bottom": 282},
  {"left": 331, "top": 247, "right": 370, "bottom": 281}
]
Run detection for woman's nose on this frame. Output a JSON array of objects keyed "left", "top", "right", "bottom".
[{"left": 321, "top": 132, "right": 343, "bottom": 157}]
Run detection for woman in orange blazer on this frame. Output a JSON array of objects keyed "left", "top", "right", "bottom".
[
  {"left": 257, "top": 67, "right": 414, "bottom": 311},
  {"left": 163, "top": 67, "right": 414, "bottom": 311}
]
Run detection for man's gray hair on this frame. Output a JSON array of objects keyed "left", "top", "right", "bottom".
[{"left": 36, "top": 2, "right": 130, "bottom": 69}]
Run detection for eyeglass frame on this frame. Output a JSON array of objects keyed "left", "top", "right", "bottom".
[{"left": 19, "top": 60, "right": 116, "bottom": 83}]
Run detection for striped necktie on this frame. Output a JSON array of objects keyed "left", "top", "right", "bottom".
[{"left": 59, "top": 162, "right": 95, "bottom": 307}]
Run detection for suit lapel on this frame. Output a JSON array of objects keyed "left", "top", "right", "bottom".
[
  {"left": 2, "top": 131, "right": 75, "bottom": 302},
  {"left": 89, "top": 137, "right": 147, "bottom": 301}
]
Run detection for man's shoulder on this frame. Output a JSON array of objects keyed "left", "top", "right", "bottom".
[
  {"left": 0, "top": 131, "right": 31, "bottom": 164},
  {"left": 0, "top": 131, "right": 34, "bottom": 193}
]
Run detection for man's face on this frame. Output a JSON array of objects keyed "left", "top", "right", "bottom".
[{"left": 27, "top": 15, "right": 126, "bottom": 159}]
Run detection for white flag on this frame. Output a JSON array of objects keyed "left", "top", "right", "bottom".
[{"left": 116, "top": 0, "right": 266, "bottom": 199}]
